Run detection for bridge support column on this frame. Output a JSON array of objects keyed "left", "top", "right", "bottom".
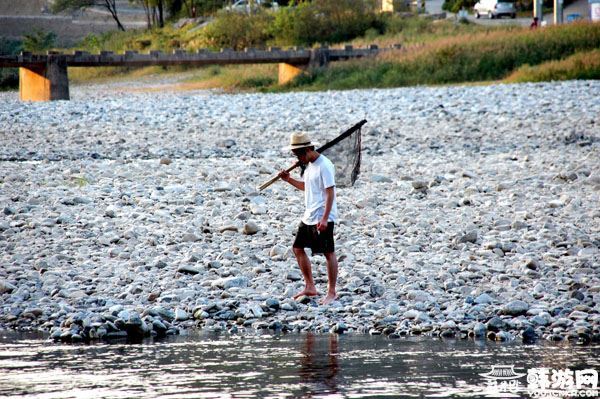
[
  {"left": 278, "top": 63, "right": 305, "bottom": 85},
  {"left": 20, "top": 56, "right": 69, "bottom": 101},
  {"left": 278, "top": 48, "right": 331, "bottom": 85}
]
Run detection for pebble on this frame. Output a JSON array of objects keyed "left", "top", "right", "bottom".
[
  {"left": 501, "top": 300, "right": 530, "bottom": 316},
  {"left": 0, "top": 79, "right": 598, "bottom": 344},
  {"left": 178, "top": 265, "right": 200, "bottom": 275},
  {"left": 242, "top": 221, "right": 259, "bottom": 235}
]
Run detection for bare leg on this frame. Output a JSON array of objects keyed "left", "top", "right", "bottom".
[
  {"left": 293, "top": 247, "right": 318, "bottom": 299},
  {"left": 320, "top": 252, "right": 338, "bottom": 305}
]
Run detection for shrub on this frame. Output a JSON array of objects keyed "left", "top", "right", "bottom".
[
  {"left": 0, "top": 38, "right": 22, "bottom": 90},
  {"left": 23, "top": 30, "right": 56, "bottom": 53},
  {"left": 270, "top": 0, "right": 379, "bottom": 46},
  {"left": 198, "top": 10, "right": 274, "bottom": 50}
]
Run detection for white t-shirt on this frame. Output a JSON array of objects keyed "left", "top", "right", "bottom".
[{"left": 302, "top": 154, "right": 338, "bottom": 225}]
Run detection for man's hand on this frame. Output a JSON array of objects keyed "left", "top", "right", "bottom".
[
  {"left": 317, "top": 218, "right": 328, "bottom": 232},
  {"left": 278, "top": 170, "right": 290, "bottom": 182}
]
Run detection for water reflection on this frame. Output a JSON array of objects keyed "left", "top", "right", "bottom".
[
  {"left": 0, "top": 331, "right": 598, "bottom": 399},
  {"left": 298, "top": 333, "right": 339, "bottom": 397}
]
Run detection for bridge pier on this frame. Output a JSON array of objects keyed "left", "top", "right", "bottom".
[
  {"left": 0, "top": 46, "right": 378, "bottom": 100},
  {"left": 278, "top": 48, "right": 331, "bottom": 85},
  {"left": 19, "top": 55, "right": 69, "bottom": 101},
  {"left": 278, "top": 63, "right": 305, "bottom": 85}
]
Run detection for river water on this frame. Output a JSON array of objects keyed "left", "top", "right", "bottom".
[{"left": 0, "top": 331, "right": 599, "bottom": 398}]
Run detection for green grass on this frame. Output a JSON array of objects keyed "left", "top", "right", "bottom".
[
  {"left": 42, "top": 18, "right": 600, "bottom": 92},
  {"left": 180, "top": 64, "right": 277, "bottom": 91},
  {"left": 286, "top": 22, "right": 600, "bottom": 91}
]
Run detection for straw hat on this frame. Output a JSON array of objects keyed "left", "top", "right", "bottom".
[{"left": 287, "top": 132, "right": 319, "bottom": 151}]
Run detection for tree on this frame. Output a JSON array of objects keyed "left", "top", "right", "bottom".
[
  {"left": 23, "top": 31, "right": 57, "bottom": 52},
  {"left": 133, "top": 0, "right": 173, "bottom": 28},
  {"left": 51, "top": 0, "right": 126, "bottom": 31}
]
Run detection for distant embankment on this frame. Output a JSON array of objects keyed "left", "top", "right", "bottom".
[
  {"left": 0, "top": 0, "right": 146, "bottom": 46},
  {"left": 0, "top": 15, "right": 146, "bottom": 46},
  {"left": 294, "top": 22, "right": 600, "bottom": 90}
]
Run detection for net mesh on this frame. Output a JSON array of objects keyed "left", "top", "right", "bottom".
[{"left": 321, "top": 126, "right": 362, "bottom": 188}]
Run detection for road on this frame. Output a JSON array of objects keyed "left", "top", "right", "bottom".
[{"left": 425, "top": 0, "right": 592, "bottom": 26}]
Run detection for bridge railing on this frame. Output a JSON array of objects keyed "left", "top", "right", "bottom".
[{"left": 0, "top": 44, "right": 400, "bottom": 101}]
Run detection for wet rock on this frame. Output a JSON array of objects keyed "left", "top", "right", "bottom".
[
  {"left": 331, "top": 322, "right": 348, "bottom": 334},
  {"left": 472, "top": 322, "right": 487, "bottom": 338},
  {"left": 486, "top": 317, "right": 506, "bottom": 332}
]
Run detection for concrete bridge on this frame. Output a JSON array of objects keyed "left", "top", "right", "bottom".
[{"left": 0, "top": 45, "right": 386, "bottom": 101}]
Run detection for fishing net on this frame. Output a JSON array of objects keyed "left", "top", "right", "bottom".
[
  {"left": 320, "top": 123, "right": 362, "bottom": 188},
  {"left": 259, "top": 121, "right": 365, "bottom": 191}
]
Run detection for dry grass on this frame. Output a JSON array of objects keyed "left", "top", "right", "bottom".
[
  {"left": 289, "top": 22, "right": 600, "bottom": 90},
  {"left": 505, "top": 49, "right": 600, "bottom": 83}
]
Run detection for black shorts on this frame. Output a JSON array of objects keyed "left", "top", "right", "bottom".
[{"left": 293, "top": 221, "right": 335, "bottom": 255}]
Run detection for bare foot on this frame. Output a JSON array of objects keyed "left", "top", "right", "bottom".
[
  {"left": 319, "top": 292, "right": 337, "bottom": 305},
  {"left": 293, "top": 288, "right": 319, "bottom": 300}
]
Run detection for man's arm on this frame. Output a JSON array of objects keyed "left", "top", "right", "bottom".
[
  {"left": 279, "top": 170, "right": 305, "bottom": 191},
  {"left": 317, "top": 186, "right": 335, "bottom": 232}
]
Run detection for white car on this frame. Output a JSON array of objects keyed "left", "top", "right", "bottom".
[
  {"left": 225, "top": 0, "right": 279, "bottom": 13},
  {"left": 474, "top": 0, "right": 516, "bottom": 19}
]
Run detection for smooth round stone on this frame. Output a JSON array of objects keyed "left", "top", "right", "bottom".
[
  {"left": 501, "top": 300, "right": 529, "bottom": 316},
  {"left": 243, "top": 221, "right": 259, "bottom": 235}
]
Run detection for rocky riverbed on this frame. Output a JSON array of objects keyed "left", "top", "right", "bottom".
[{"left": 0, "top": 79, "right": 599, "bottom": 344}]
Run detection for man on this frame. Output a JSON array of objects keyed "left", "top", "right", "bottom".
[{"left": 278, "top": 132, "right": 339, "bottom": 305}]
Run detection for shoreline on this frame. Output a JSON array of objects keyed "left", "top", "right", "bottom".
[{"left": 1, "top": 78, "right": 598, "bottom": 345}]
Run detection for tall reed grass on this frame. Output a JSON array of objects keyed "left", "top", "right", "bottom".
[{"left": 291, "top": 22, "right": 600, "bottom": 90}]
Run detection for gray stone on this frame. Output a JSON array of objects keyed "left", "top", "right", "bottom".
[
  {"left": 411, "top": 181, "right": 428, "bottom": 190},
  {"left": 474, "top": 293, "right": 494, "bottom": 305},
  {"left": 473, "top": 322, "right": 487, "bottom": 337},
  {"left": 178, "top": 265, "right": 200, "bottom": 275},
  {"left": 486, "top": 317, "right": 506, "bottom": 332},
  {"left": 212, "top": 276, "right": 249, "bottom": 289},
  {"left": 175, "top": 308, "right": 189, "bottom": 321},
  {"left": 182, "top": 232, "right": 200, "bottom": 242},
  {"left": 286, "top": 271, "right": 302, "bottom": 281},
  {"left": 243, "top": 221, "right": 259, "bottom": 235},
  {"left": 457, "top": 230, "right": 478, "bottom": 244},
  {"left": 370, "top": 283, "right": 385, "bottom": 298},
  {"left": 495, "top": 331, "right": 514, "bottom": 341},
  {"left": 152, "top": 306, "right": 175, "bottom": 321},
  {"left": 270, "top": 245, "right": 287, "bottom": 258},
  {"left": 0, "top": 280, "right": 16, "bottom": 294},
  {"left": 501, "top": 300, "right": 529, "bottom": 316},
  {"left": 331, "top": 322, "right": 347, "bottom": 334},
  {"left": 105, "top": 207, "right": 116, "bottom": 218},
  {"left": 372, "top": 175, "right": 392, "bottom": 183},
  {"left": 265, "top": 298, "right": 280, "bottom": 310}
]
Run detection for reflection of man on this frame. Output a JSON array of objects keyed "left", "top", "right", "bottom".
[{"left": 299, "top": 332, "right": 339, "bottom": 396}]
